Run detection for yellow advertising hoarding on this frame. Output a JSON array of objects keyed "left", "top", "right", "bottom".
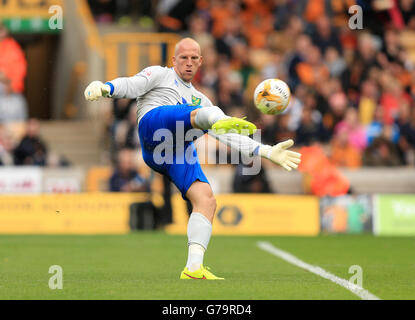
[
  {"left": 166, "top": 194, "right": 320, "bottom": 236},
  {"left": 0, "top": 193, "right": 149, "bottom": 234}
]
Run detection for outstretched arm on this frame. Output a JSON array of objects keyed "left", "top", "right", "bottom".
[
  {"left": 209, "top": 131, "right": 301, "bottom": 171},
  {"left": 84, "top": 66, "right": 164, "bottom": 101}
]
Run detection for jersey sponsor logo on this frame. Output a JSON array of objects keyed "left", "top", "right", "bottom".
[
  {"left": 191, "top": 95, "right": 201, "bottom": 106},
  {"left": 178, "top": 96, "right": 200, "bottom": 106}
]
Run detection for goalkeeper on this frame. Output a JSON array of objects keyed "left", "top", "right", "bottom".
[{"left": 84, "top": 38, "right": 301, "bottom": 280}]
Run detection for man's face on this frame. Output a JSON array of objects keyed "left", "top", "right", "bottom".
[
  {"left": 173, "top": 44, "right": 202, "bottom": 82},
  {"left": 118, "top": 150, "right": 134, "bottom": 172},
  {"left": 27, "top": 119, "right": 40, "bottom": 138}
]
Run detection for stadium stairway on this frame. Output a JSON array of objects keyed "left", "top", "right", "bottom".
[{"left": 39, "top": 120, "right": 105, "bottom": 167}]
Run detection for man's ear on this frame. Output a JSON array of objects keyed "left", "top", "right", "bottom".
[
  {"left": 199, "top": 55, "right": 203, "bottom": 66},
  {"left": 172, "top": 56, "right": 176, "bottom": 67}
]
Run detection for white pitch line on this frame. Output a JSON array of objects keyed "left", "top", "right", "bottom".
[{"left": 257, "top": 241, "right": 381, "bottom": 300}]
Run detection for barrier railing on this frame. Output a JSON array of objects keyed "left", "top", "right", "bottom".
[{"left": 102, "top": 33, "right": 181, "bottom": 80}]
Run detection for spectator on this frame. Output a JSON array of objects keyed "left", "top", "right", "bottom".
[
  {"left": 186, "top": 13, "right": 214, "bottom": 50},
  {"left": 358, "top": 0, "right": 392, "bottom": 35},
  {"left": 13, "top": 119, "right": 48, "bottom": 166},
  {"left": 113, "top": 98, "right": 134, "bottom": 122},
  {"left": 286, "top": 93, "right": 305, "bottom": 132},
  {"left": 358, "top": 80, "right": 379, "bottom": 126},
  {"left": 273, "top": 1, "right": 300, "bottom": 30},
  {"left": 258, "top": 113, "right": 280, "bottom": 146},
  {"left": 323, "top": 91, "right": 349, "bottom": 136},
  {"left": 230, "top": 41, "right": 254, "bottom": 90},
  {"left": 357, "top": 32, "right": 379, "bottom": 73},
  {"left": 0, "top": 23, "right": 26, "bottom": 94},
  {"left": 331, "top": 0, "right": 357, "bottom": 28},
  {"left": 0, "top": 71, "right": 28, "bottom": 123},
  {"left": 110, "top": 99, "right": 139, "bottom": 159},
  {"left": 341, "top": 58, "right": 364, "bottom": 101},
  {"left": 209, "top": 0, "right": 240, "bottom": 39},
  {"left": 197, "top": 46, "right": 218, "bottom": 88},
  {"left": 295, "top": 106, "right": 329, "bottom": 146},
  {"left": 214, "top": 18, "right": 246, "bottom": 60},
  {"left": 334, "top": 107, "right": 367, "bottom": 151},
  {"left": 362, "top": 136, "right": 402, "bottom": 166},
  {"left": 380, "top": 28, "right": 405, "bottom": 65},
  {"left": 396, "top": 102, "right": 415, "bottom": 148},
  {"left": 233, "top": 161, "right": 271, "bottom": 193},
  {"left": 367, "top": 106, "right": 400, "bottom": 145},
  {"left": 286, "top": 34, "right": 312, "bottom": 89},
  {"left": 109, "top": 149, "right": 149, "bottom": 192},
  {"left": 330, "top": 126, "right": 362, "bottom": 168},
  {"left": 214, "top": 62, "right": 243, "bottom": 112},
  {"left": 240, "top": 0, "right": 274, "bottom": 49},
  {"left": 157, "top": 0, "right": 196, "bottom": 32},
  {"left": 261, "top": 51, "right": 286, "bottom": 81},
  {"left": 295, "top": 45, "right": 329, "bottom": 87},
  {"left": 395, "top": 102, "right": 415, "bottom": 165},
  {"left": 303, "top": 0, "right": 327, "bottom": 24},
  {"left": 398, "top": 0, "right": 415, "bottom": 28},
  {"left": 324, "top": 47, "right": 347, "bottom": 78},
  {"left": 310, "top": 15, "right": 342, "bottom": 54},
  {"left": 379, "top": 72, "right": 410, "bottom": 125},
  {"left": 275, "top": 113, "right": 296, "bottom": 143},
  {"left": 0, "top": 23, "right": 28, "bottom": 123}
]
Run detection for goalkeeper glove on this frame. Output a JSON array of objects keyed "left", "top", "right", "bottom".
[
  {"left": 84, "top": 81, "right": 111, "bottom": 101},
  {"left": 258, "top": 139, "right": 301, "bottom": 171}
]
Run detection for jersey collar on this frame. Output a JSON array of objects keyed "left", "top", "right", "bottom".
[{"left": 172, "top": 67, "right": 192, "bottom": 88}]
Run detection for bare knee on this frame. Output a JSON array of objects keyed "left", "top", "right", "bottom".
[
  {"left": 192, "top": 194, "right": 217, "bottom": 221},
  {"left": 201, "top": 194, "right": 216, "bottom": 216},
  {"left": 207, "top": 195, "right": 217, "bottom": 214},
  {"left": 186, "top": 181, "right": 217, "bottom": 222}
]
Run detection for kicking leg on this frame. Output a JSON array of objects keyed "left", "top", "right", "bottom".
[
  {"left": 191, "top": 106, "right": 256, "bottom": 135},
  {"left": 191, "top": 107, "right": 301, "bottom": 170}
]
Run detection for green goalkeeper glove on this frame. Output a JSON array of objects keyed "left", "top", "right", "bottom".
[
  {"left": 259, "top": 139, "right": 301, "bottom": 171},
  {"left": 84, "top": 81, "right": 111, "bottom": 101}
]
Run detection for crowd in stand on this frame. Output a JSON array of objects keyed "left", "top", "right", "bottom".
[
  {"left": 0, "top": 117, "right": 71, "bottom": 167},
  {"left": 0, "top": 22, "right": 69, "bottom": 168},
  {"left": 99, "top": 0, "right": 415, "bottom": 171},
  {"left": 99, "top": 0, "right": 415, "bottom": 193}
]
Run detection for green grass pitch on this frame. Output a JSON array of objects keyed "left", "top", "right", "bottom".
[{"left": 0, "top": 233, "right": 414, "bottom": 300}]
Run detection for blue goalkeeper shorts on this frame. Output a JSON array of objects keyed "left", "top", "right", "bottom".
[{"left": 138, "top": 104, "right": 209, "bottom": 199}]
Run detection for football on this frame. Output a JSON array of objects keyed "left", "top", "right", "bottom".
[{"left": 253, "top": 79, "right": 291, "bottom": 115}]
